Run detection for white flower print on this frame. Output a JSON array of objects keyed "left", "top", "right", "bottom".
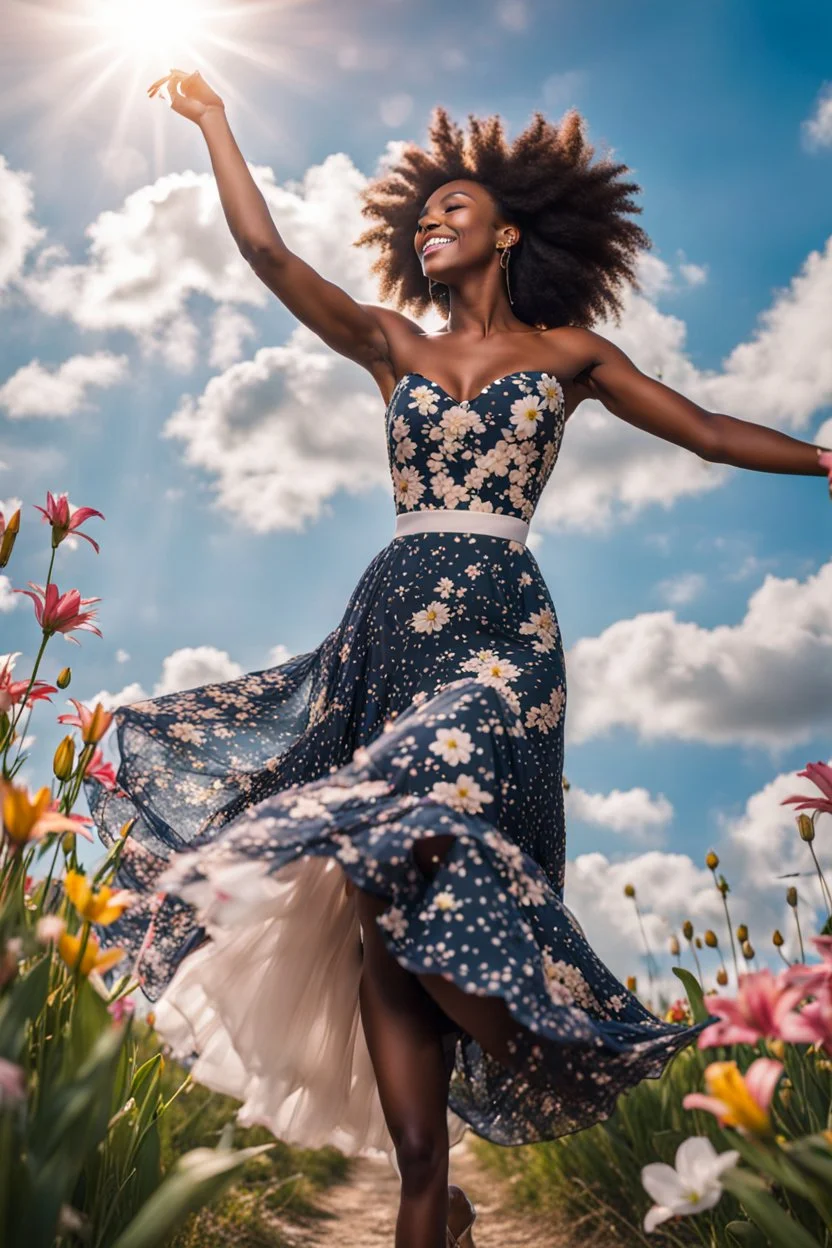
[
  {"left": 434, "top": 577, "right": 454, "bottom": 599},
  {"left": 464, "top": 563, "right": 481, "bottom": 579},
  {"left": 519, "top": 607, "right": 559, "bottom": 653},
  {"left": 394, "top": 436, "right": 416, "bottom": 464},
  {"left": 509, "top": 394, "right": 546, "bottom": 439},
  {"left": 377, "top": 905, "right": 408, "bottom": 939},
  {"left": 169, "top": 722, "right": 207, "bottom": 746},
  {"left": 536, "top": 373, "right": 564, "bottom": 411},
  {"left": 411, "top": 601, "right": 451, "bottom": 633},
  {"left": 288, "top": 794, "right": 329, "bottom": 820},
  {"left": 407, "top": 384, "right": 440, "bottom": 415},
  {"left": 525, "top": 685, "right": 566, "bottom": 734},
  {"left": 392, "top": 464, "right": 426, "bottom": 509},
  {"left": 430, "top": 775, "right": 493, "bottom": 814},
  {"left": 391, "top": 414, "right": 410, "bottom": 441},
  {"left": 519, "top": 571, "right": 533, "bottom": 586},
  {"left": 434, "top": 889, "right": 461, "bottom": 912},
  {"left": 429, "top": 726, "right": 474, "bottom": 765},
  {"left": 477, "top": 656, "right": 521, "bottom": 687},
  {"left": 541, "top": 953, "right": 602, "bottom": 1012}
]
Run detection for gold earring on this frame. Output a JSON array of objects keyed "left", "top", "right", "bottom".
[{"left": 496, "top": 239, "right": 515, "bottom": 305}]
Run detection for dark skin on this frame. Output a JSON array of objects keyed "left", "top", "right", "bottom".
[{"left": 150, "top": 69, "right": 831, "bottom": 1248}]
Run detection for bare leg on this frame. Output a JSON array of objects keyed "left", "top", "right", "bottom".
[{"left": 357, "top": 887, "right": 454, "bottom": 1248}]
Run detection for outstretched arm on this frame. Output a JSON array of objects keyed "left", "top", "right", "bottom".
[
  {"left": 567, "top": 328, "right": 830, "bottom": 477},
  {"left": 151, "top": 70, "right": 392, "bottom": 372}
]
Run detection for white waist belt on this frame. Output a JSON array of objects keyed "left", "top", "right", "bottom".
[{"left": 394, "top": 509, "right": 529, "bottom": 545}]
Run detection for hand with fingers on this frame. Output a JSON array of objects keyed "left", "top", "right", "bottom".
[{"left": 147, "top": 68, "right": 225, "bottom": 124}]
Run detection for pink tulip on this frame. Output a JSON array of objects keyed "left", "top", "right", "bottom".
[
  {"left": 13, "top": 582, "right": 102, "bottom": 645},
  {"left": 697, "top": 968, "right": 808, "bottom": 1048},
  {"left": 33, "top": 491, "right": 105, "bottom": 554},
  {"left": 781, "top": 761, "right": 832, "bottom": 816},
  {"left": 0, "top": 652, "right": 56, "bottom": 714},
  {"left": 57, "top": 697, "right": 114, "bottom": 745},
  {"left": 83, "top": 747, "right": 118, "bottom": 790}
]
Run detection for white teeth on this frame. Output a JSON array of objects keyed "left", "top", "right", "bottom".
[{"left": 422, "top": 237, "right": 455, "bottom": 254}]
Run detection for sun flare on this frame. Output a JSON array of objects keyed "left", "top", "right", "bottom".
[{"left": 89, "top": 0, "right": 207, "bottom": 55}]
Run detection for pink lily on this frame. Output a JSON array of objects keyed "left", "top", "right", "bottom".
[
  {"left": 33, "top": 491, "right": 105, "bottom": 554},
  {"left": 13, "top": 583, "right": 102, "bottom": 645},
  {"left": 791, "top": 990, "right": 832, "bottom": 1055},
  {"left": 0, "top": 653, "right": 56, "bottom": 714},
  {"left": 783, "top": 936, "right": 832, "bottom": 997},
  {"left": 781, "top": 761, "right": 832, "bottom": 816},
  {"left": 83, "top": 747, "right": 118, "bottom": 790},
  {"left": 57, "top": 697, "right": 114, "bottom": 745},
  {"left": 697, "top": 968, "right": 809, "bottom": 1048}
]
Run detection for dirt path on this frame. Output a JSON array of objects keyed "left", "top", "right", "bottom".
[{"left": 275, "top": 1134, "right": 591, "bottom": 1247}]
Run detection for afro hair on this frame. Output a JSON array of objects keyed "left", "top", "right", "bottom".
[{"left": 354, "top": 106, "right": 652, "bottom": 330}]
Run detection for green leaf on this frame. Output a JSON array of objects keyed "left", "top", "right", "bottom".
[
  {"left": 820, "top": 914, "right": 832, "bottom": 936},
  {"left": 109, "top": 1143, "right": 274, "bottom": 1248},
  {"left": 671, "top": 965, "right": 711, "bottom": 1024},
  {"left": 725, "top": 1221, "right": 767, "bottom": 1247},
  {"left": 720, "top": 1168, "right": 823, "bottom": 1248},
  {"left": 0, "top": 955, "right": 51, "bottom": 1058}
]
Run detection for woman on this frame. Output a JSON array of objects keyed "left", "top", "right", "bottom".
[{"left": 86, "top": 70, "right": 830, "bottom": 1248}]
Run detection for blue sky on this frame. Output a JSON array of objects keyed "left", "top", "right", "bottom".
[{"left": 1, "top": 0, "right": 831, "bottom": 983}]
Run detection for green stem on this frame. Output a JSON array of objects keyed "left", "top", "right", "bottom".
[
  {"left": 1, "top": 548, "right": 57, "bottom": 764},
  {"left": 807, "top": 841, "right": 832, "bottom": 916},
  {"left": 793, "top": 905, "right": 805, "bottom": 963}
]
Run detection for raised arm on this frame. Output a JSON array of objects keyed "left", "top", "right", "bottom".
[
  {"left": 565, "top": 327, "right": 830, "bottom": 477},
  {"left": 152, "top": 70, "right": 392, "bottom": 372}
]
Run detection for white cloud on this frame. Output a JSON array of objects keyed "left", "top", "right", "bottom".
[
  {"left": 565, "top": 559, "right": 832, "bottom": 749},
  {"left": 541, "top": 70, "right": 585, "bottom": 111},
  {"left": 209, "top": 305, "right": 257, "bottom": 369},
  {"left": 153, "top": 645, "right": 243, "bottom": 695},
  {"left": 496, "top": 0, "right": 529, "bottom": 31},
  {"left": 655, "top": 571, "right": 706, "bottom": 606},
  {"left": 679, "top": 261, "right": 708, "bottom": 286},
  {"left": 801, "top": 82, "right": 832, "bottom": 151},
  {"left": 0, "top": 576, "right": 18, "bottom": 613},
  {"left": 267, "top": 643, "right": 292, "bottom": 666},
  {"left": 0, "top": 351, "right": 128, "bottom": 418},
  {"left": 163, "top": 326, "right": 387, "bottom": 533},
  {"left": 0, "top": 155, "right": 44, "bottom": 290},
  {"left": 566, "top": 784, "right": 674, "bottom": 841},
  {"left": 115, "top": 649, "right": 130, "bottom": 663}
]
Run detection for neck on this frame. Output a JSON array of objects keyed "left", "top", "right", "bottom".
[{"left": 440, "top": 265, "right": 522, "bottom": 337}]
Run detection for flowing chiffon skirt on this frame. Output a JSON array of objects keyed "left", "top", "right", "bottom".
[{"left": 85, "top": 529, "right": 704, "bottom": 1170}]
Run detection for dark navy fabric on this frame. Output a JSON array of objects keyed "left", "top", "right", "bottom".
[{"left": 86, "top": 369, "right": 704, "bottom": 1144}]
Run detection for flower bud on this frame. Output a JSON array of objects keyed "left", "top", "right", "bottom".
[
  {"left": 705, "top": 850, "right": 719, "bottom": 870},
  {"left": 742, "top": 940, "right": 755, "bottom": 960},
  {"left": 695, "top": 936, "right": 703, "bottom": 948},
  {"left": 669, "top": 935, "right": 680, "bottom": 957},
  {"left": 119, "top": 817, "right": 136, "bottom": 840},
  {"left": 736, "top": 924, "right": 748, "bottom": 942},
  {"left": 772, "top": 929, "right": 784, "bottom": 948},
  {"left": 56, "top": 667, "right": 72, "bottom": 689},
  {"left": 786, "top": 887, "right": 798, "bottom": 908},
  {"left": 52, "top": 735, "right": 76, "bottom": 782},
  {"left": 768, "top": 1041, "right": 786, "bottom": 1061},
  {"left": 626, "top": 975, "right": 637, "bottom": 992},
  {"left": 797, "top": 815, "right": 815, "bottom": 843},
  {"left": 716, "top": 967, "right": 728, "bottom": 986},
  {"left": 717, "top": 874, "right": 729, "bottom": 896},
  {"left": 146, "top": 1011, "right": 156, "bottom": 1029},
  {"left": 623, "top": 883, "right": 636, "bottom": 898},
  {"left": 0, "top": 508, "right": 21, "bottom": 568},
  {"left": 704, "top": 929, "right": 718, "bottom": 948},
  {"left": 562, "top": 774, "right": 570, "bottom": 791},
  {"left": 682, "top": 920, "right": 694, "bottom": 940},
  {"left": 61, "top": 832, "right": 75, "bottom": 853}
]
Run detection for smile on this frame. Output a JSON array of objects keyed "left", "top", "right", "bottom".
[{"left": 421, "top": 236, "right": 456, "bottom": 256}]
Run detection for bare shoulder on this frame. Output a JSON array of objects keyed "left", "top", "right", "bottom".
[
  {"left": 542, "top": 325, "right": 635, "bottom": 412},
  {"left": 357, "top": 303, "right": 429, "bottom": 402}
]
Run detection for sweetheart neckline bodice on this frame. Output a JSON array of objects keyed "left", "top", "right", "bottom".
[{"left": 385, "top": 369, "right": 565, "bottom": 414}]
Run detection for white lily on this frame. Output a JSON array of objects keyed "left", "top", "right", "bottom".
[{"left": 641, "top": 1136, "right": 739, "bottom": 1233}]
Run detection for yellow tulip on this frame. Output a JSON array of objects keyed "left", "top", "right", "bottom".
[
  {"left": 64, "top": 870, "right": 134, "bottom": 926},
  {"left": 58, "top": 930, "right": 125, "bottom": 977},
  {"left": 1, "top": 781, "right": 91, "bottom": 846},
  {"left": 683, "top": 1059, "right": 782, "bottom": 1137}
]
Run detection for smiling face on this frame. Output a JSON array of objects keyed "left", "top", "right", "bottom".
[{"left": 414, "top": 178, "right": 519, "bottom": 284}]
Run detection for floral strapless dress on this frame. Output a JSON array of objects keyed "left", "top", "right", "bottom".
[{"left": 85, "top": 368, "right": 703, "bottom": 1168}]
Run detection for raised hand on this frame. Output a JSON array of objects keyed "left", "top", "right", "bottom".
[{"left": 147, "top": 68, "right": 225, "bottom": 124}]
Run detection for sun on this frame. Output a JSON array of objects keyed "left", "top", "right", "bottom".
[{"left": 88, "top": 0, "right": 208, "bottom": 57}]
